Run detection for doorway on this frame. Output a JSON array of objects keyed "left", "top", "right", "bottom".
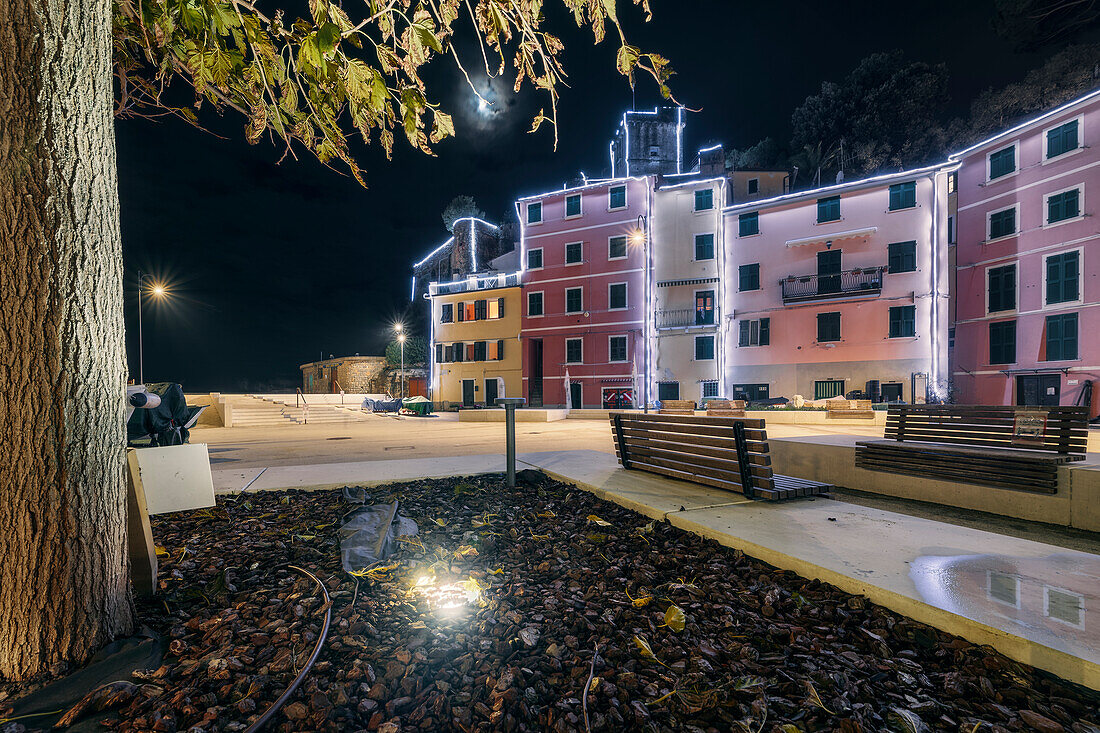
[
  {"left": 461, "top": 379, "right": 475, "bottom": 407},
  {"left": 529, "top": 339, "right": 544, "bottom": 407},
  {"left": 484, "top": 378, "right": 498, "bottom": 407},
  {"left": 817, "top": 250, "right": 842, "bottom": 295},
  {"left": 570, "top": 382, "right": 582, "bottom": 409},
  {"left": 1017, "top": 374, "right": 1061, "bottom": 406},
  {"left": 880, "top": 382, "right": 903, "bottom": 403}
]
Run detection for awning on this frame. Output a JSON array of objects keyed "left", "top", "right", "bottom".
[
  {"left": 785, "top": 226, "right": 877, "bottom": 248},
  {"left": 998, "top": 367, "right": 1071, "bottom": 376},
  {"left": 657, "top": 277, "right": 720, "bottom": 288}
]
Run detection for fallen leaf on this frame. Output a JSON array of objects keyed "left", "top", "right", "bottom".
[
  {"left": 662, "top": 604, "right": 686, "bottom": 633},
  {"left": 586, "top": 514, "right": 611, "bottom": 526}
]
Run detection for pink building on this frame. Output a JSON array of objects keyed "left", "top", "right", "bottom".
[
  {"left": 723, "top": 167, "right": 952, "bottom": 403},
  {"left": 517, "top": 178, "right": 652, "bottom": 408},
  {"left": 950, "top": 90, "right": 1100, "bottom": 416}
]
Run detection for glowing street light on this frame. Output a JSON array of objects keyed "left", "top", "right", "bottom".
[
  {"left": 137, "top": 271, "right": 168, "bottom": 384},
  {"left": 395, "top": 323, "right": 406, "bottom": 399}
]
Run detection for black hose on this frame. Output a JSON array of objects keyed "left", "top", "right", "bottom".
[{"left": 244, "top": 565, "right": 332, "bottom": 733}]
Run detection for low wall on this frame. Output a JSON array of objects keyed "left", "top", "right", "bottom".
[
  {"left": 769, "top": 435, "right": 1100, "bottom": 533},
  {"left": 184, "top": 394, "right": 224, "bottom": 427},
  {"left": 459, "top": 408, "right": 569, "bottom": 422},
  {"left": 565, "top": 408, "right": 886, "bottom": 426}
]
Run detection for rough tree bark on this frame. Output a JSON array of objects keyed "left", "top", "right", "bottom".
[{"left": 0, "top": 0, "right": 135, "bottom": 680}]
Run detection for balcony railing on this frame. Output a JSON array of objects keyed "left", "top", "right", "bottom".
[
  {"left": 430, "top": 271, "right": 520, "bottom": 296},
  {"left": 656, "top": 307, "right": 719, "bottom": 329},
  {"left": 780, "top": 266, "right": 884, "bottom": 303}
]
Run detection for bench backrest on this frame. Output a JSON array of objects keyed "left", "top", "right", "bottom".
[
  {"left": 609, "top": 412, "right": 774, "bottom": 497},
  {"left": 829, "top": 399, "right": 872, "bottom": 410},
  {"left": 660, "top": 399, "right": 697, "bottom": 410},
  {"left": 887, "top": 404, "right": 1088, "bottom": 456},
  {"left": 707, "top": 399, "right": 746, "bottom": 411}
]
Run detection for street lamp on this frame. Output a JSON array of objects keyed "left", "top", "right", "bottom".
[
  {"left": 394, "top": 324, "right": 406, "bottom": 399},
  {"left": 632, "top": 214, "right": 651, "bottom": 413},
  {"left": 137, "top": 271, "right": 167, "bottom": 384}
]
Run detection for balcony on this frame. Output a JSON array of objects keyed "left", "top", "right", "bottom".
[
  {"left": 780, "top": 266, "right": 884, "bottom": 303},
  {"left": 656, "top": 307, "right": 719, "bottom": 329},
  {"left": 430, "top": 271, "right": 520, "bottom": 296}
]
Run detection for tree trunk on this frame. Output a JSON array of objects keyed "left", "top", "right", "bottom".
[{"left": 0, "top": 0, "right": 134, "bottom": 680}]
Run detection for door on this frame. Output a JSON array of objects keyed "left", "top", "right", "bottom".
[
  {"left": 1017, "top": 375, "right": 1061, "bottom": 406},
  {"left": 880, "top": 382, "right": 903, "bottom": 402},
  {"left": 461, "top": 379, "right": 475, "bottom": 407},
  {"left": 484, "top": 378, "right": 498, "bottom": 407},
  {"left": 529, "top": 339, "right": 544, "bottom": 407},
  {"left": 817, "top": 250, "right": 842, "bottom": 295},
  {"left": 570, "top": 382, "right": 582, "bottom": 409},
  {"left": 603, "top": 388, "right": 633, "bottom": 409}
]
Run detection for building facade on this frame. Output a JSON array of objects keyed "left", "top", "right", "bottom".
[
  {"left": 950, "top": 90, "right": 1100, "bottom": 416},
  {"left": 651, "top": 176, "right": 728, "bottom": 405},
  {"left": 518, "top": 177, "right": 652, "bottom": 408},
  {"left": 300, "top": 355, "right": 388, "bottom": 394},
  {"left": 428, "top": 272, "right": 523, "bottom": 409},
  {"left": 723, "top": 167, "right": 952, "bottom": 403}
]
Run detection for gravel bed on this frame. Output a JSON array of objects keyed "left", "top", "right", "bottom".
[{"left": 31, "top": 471, "right": 1100, "bottom": 732}]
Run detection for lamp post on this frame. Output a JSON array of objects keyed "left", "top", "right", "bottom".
[
  {"left": 394, "top": 323, "right": 406, "bottom": 399},
  {"left": 631, "top": 215, "right": 651, "bottom": 413},
  {"left": 136, "top": 271, "right": 166, "bottom": 384}
]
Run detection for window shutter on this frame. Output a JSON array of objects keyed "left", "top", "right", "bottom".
[
  {"left": 435, "top": 344, "right": 443, "bottom": 363},
  {"left": 498, "top": 297, "right": 505, "bottom": 317},
  {"left": 739, "top": 320, "right": 750, "bottom": 347},
  {"left": 1047, "top": 257, "right": 1062, "bottom": 303},
  {"left": 497, "top": 340, "right": 505, "bottom": 360},
  {"left": 760, "top": 318, "right": 770, "bottom": 345},
  {"left": 456, "top": 302, "right": 464, "bottom": 322}
]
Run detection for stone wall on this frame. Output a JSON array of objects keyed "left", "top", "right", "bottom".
[{"left": 300, "top": 356, "right": 388, "bottom": 394}]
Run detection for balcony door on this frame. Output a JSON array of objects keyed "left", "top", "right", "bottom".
[
  {"left": 695, "top": 290, "right": 715, "bottom": 325},
  {"left": 817, "top": 250, "right": 841, "bottom": 295}
]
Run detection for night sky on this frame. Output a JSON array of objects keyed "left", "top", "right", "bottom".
[{"left": 116, "top": 0, "right": 1047, "bottom": 392}]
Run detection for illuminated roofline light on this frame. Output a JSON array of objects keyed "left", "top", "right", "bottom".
[
  {"left": 721, "top": 162, "right": 958, "bottom": 214},
  {"left": 516, "top": 175, "right": 649, "bottom": 203},
  {"left": 697, "top": 143, "right": 722, "bottom": 154},
  {"left": 450, "top": 216, "right": 500, "bottom": 230},
  {"left": 410, "top": 275, "right": 416, "bottom": 301},
  {"left": 676, "top": 106, "right": 683, "bottom": 174},
  {"left": 609, "top": 141, "right": 616, "bottom": 178},
  {"left": 427, "top": 269, "right": 523, "bottom": 292},
  {"left": 948, "top": 87, "right": 1100, "bottom": 160},
  {"left": 658, "top": 175, "right": 727, "bottom": 192},
  {"left": 413, "top": 236, "right": 455, "bottom": 268}
]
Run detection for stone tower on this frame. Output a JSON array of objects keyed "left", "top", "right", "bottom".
[{"left": 610, "top": 107, "right": 684, "bottom": 177}]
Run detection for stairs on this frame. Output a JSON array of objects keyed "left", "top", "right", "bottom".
[{"left": 223, "top": 395, "right": 374, "bottom": 427}]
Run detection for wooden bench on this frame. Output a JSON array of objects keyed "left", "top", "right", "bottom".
[
  {"left": 706, "top": 399, "right": 746, "bottom": 417},
  {"left": 610, "top": 413, "right": 832, "bottom": 501},
  {"left": 658, "top": 399, "right": 697, "bottom": 415},
  {"left": 826, "top": 398, "right": 875, "bottom": 419},
  {"left": 855, "top": 405, "right": 1088, "bottom": 493}
]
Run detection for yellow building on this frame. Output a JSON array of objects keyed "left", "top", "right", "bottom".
[{"left": 429, "top": 272, "right": 522, "bottom": 409}]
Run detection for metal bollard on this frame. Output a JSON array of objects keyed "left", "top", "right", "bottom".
[{"left": 496, "top": 398, "right": 526, "bottom": 487}]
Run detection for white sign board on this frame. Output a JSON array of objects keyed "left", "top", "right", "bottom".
[{"left": 131, "top": 444, "right": 216, "bottom": 515}]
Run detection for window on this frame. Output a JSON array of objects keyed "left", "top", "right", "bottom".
[
  {"left": 694, "top": 335, "right": 715, "bottom": 360},
  {"left": 1046, "top": 120, "right": 1079, "bottom": 159},
  {"left": 658, "top": 382, "right": 680, "bottom": 401},
  {"left": 440, "top": 303, "right": 454, "bottom": 323},
  {"left": 608, "top": 185, "right": 626, "bottom": 210},
  {"left": 527, "top": 248, "right": 543, "bottom": 270},
  {"left": 565, "top": 287, "right": 583, "bottom": 313},
  {"left": 988, "top": 206, "right": 1016, "bottom": 240},
  {"left": 565, "top": 337, "right": 583, "bottom": 364},
  {"left": 747, "top": 178, "right": 759, "bottom": 195},
  {"left": 1046, "top": 313, "right": 1078, "bottom": 361},
  {"left": 565, "top": 193, "right": 581, "bottom": 217},
  {"left": 452, "top": 343, "right": 464, "bottom": 362},
  {"left": 738, "top": 318, "right": 770, "bottom": 346},
  {"left": 739, "top": 263, "right": 760, "bottom": 291},
  {"left": 473, "top": 341, "right": 487, "bottom": 361},
  {"left": 814, "top": 380, "right": 845, "bottom": 400},
  {"left": 988, "top": 264, "right": 1016, "bottom": 312},
  {"left": 527, "top": 201, "right": 542, "bottom": 224},
  {"left": 608, "top": 282, "right": 627, "bottom": 310},
  {"left": 817, "top": 196, "right": 841, "bottom": 223},
  {"left": 1046, "top": 187, "right": 1081, "bottom": 224},
  {"left": 694, "top": 233, "right": 715, "bottom": 260},
  {"left": 947, "top": 171, "right": 957, "bottom": 194},
  {"left": 948, "top": 215, "right": 956, "bottom": 244},
  {"left": 1046, "top": 251, "right": 1080, "bottom": 304},
  {"left": 527, "top": 291, "right": 543, "bottom": 317},
  {"left": 988, "top": 145, "right": 1015, "bottom": 180},
  {"left": 989, "top": 320, "right": 1016, "bottom": 364},
  {"left": 463, "top": 302, "right": 476, "bottom": 321},
  {"left": 887, "top": 241, "right": 917, "bottom": 273},
  {"left": 694, "top": 188, "right": 714, "bottom": 211},
  {"left": 695, "top": 290, "right": 715, "bottom": 325},
  {"left": 488, "top": 297, "right": 504, "bottom": 319},
  {"left": 817, "top": 312, "right": 841, "bottom": 342},
  {"left": 739, "top": 212, "right": 759, "bottom": 237},
  {"left": 473, "top": 299, "right": 487, "bottom": 321},
  {"left": 486, "top": 340, "right": 504, "bottom": 360},
  {"left": 702, "top": 381, "right": 720, "bottom": 398},
  {"left": 565, "top": 241, "right": 583, "bottom": 264},
  {"left": 889, "top": 305, "right": 915, "bottom": 338},
  {"left": 889, "top": 181, "right": 916, "bottom": 211},
  {"left": 608, "top": 235, "right": 627, "bottom": 260},
  {"left": 609, "top": 335, "right": 628, "bottom": 363},
  {"left": 733, "top": 383, "right": 770, "bottom": 401}
]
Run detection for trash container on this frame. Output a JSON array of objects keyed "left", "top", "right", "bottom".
[{"left": 401, "top": 396, "right": 432, "bottom": 416}]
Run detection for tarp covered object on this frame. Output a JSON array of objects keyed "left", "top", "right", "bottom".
[
  {"left": 127, "top": 383, "right": 206, "bottom": 446},
  {"left": 362, "top": 397, "right": 403, "bottom": 413},
  {"left": 339, "top": 488, "right": 418, "bottom": 572}
]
